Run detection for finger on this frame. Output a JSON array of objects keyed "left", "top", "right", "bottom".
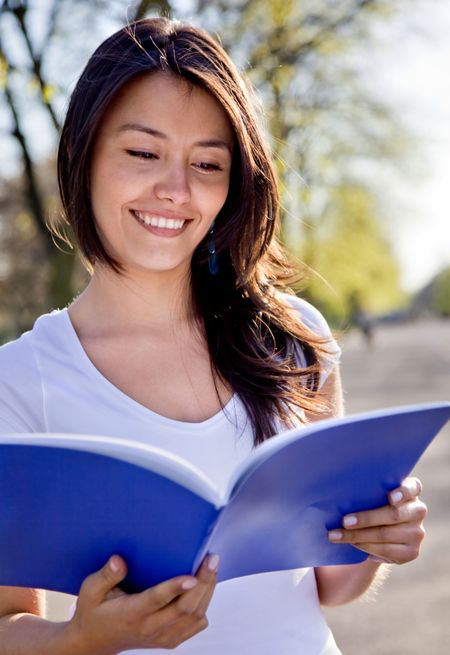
[
  {"left": 78, "top": 555, "right": 128, "bottom": 608},
  {"left": 142, "top": 555, "right": 218, "bottom": 632},
  {"left": 354, "top": 542, "right": 422, "bottom": 565},
  {"left": 195, "top": 553, "right": 220, "bottom": 581},
  {"left": 173, "top": 554, "right": 219, "bottom": 615},
  {"left": 151, "top": 614, "right": 209, "bottom": 650},
  {"left": 328, "top": 522, "right": 426, "bottom": 547},
  {"left": 174, "top": 615, "right": 209, "bottom": 644},
  {"left": 105, "top": 586, "right": 128, "bottom": 601},
  {"left": 151, "top": 557, "right": 218, "bottom": 647},
  {"left": 136, "top": 554, "right": 218, "bottom": 621},
  {"left": 389, "top": 477, "right": 423, "bottom": 505},
  {"left": 191, "top": 568, "right": 217, "bottom": 616},
  {"left": 340, "top": 499, "right": 427, "bottom": 530},
  {"left": 133, "top": 573, "right": 200, "bottom": 616}
]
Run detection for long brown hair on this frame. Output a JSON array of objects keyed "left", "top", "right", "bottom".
[{"left": 57, "top": 17, "right": 336, "bottom": 444}]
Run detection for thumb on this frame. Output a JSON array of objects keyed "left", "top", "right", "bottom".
[{"left": 78, "top": 555, "right": 128, "bottom": 608}]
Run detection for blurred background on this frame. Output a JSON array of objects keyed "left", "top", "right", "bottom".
[{"left": 1, "top": 0, "right": 449, "bottom": 652}]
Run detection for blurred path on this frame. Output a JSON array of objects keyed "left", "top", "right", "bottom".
[
  {"left": 324, "top": 318, "right": 450, "bottom": 655},
  {"left": 47, "top": 319, "right": 450, "bottom": 655}
]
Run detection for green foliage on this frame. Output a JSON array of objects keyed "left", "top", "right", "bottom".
[
  {"left": 295, "top": 186, "right": 406, "bottom": 325},
  {"left": 431, "top": 267, "right": 450, "bottom": 317}
]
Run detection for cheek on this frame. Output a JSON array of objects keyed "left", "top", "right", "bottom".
[
  {"left": 90, "top": 163, "right": 129, "bottom": 223},
  {"left": 90, "top": 162, "right": 110, "bottom": 219},
  {"left": 204, "top": 177, "right": 230, "bottom": 217},
  {"left": 93, "top": 165, "right": 127, "bottom": 201}
]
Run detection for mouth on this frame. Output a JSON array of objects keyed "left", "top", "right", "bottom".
[{"left": 130, "top": 210, "right": 191, "bottom": 236}]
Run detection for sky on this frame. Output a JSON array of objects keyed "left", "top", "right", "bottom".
[
  {"left": 361, "top": 0, "right": 450, "bottom": 291},
  {"left": 0, "top": 0, "right": 449, "bottom": 293}
]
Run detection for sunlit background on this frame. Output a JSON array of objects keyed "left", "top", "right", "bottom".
[
  {"left": 1, "top": 0, "right": 449, "bottom": 338},
  {"left": 0, "top": 1, "right": 449, "bottom": 653}
]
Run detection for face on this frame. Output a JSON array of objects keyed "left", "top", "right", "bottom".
[{"left": 89, "top": 72, "right": 234, "bottom": 276}]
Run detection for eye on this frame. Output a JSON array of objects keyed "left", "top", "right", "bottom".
[
  {"left": 194, "top": 162, "right": 222, "bottom": 172},
  {"left": 126, "top": 150, "right": 158, "bottom": 160}
]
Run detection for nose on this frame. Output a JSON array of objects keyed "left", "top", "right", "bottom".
[{"left": 153, "top": 161, "right": 191, "bottom": 205}]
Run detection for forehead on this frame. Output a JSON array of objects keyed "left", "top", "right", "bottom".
[{"left": 100, "top": 71, "right": 234, "bottom": 145}]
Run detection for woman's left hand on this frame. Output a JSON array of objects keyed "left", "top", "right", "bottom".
[{"left": 328, "top": 477, "right": 427, "bottom": 564}]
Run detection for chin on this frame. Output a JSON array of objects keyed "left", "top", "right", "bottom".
[{"left": 123, "top": 258, "right": 191, "bottom": 277}]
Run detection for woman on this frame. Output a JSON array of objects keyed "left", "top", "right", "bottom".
[{"left": 0, "top": 17, "right": 426, "bottom": 654}]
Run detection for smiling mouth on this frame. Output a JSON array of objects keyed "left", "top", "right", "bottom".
[{"left": 131, "top": 210, "right": 191, "bottom": 235}]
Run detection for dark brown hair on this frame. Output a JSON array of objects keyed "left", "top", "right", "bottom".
[{"left": 57, "top": 17, "right": 336, "bottom": 444}]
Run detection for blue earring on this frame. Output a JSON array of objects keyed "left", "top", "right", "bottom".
[{"left": 208, "top": 221, "right": 219, "bottom": 275}]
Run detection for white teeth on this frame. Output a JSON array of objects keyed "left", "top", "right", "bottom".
[{"left": 134, "top": 211, "right": 186, "bottom": 230}]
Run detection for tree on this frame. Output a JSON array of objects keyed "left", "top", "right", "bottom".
[
  {"left": 412, "top": 267, "right": 450, "bottom": 318},
  {"left": 431, "top": 268, "right": 450, "bottom": 318},
  {"left": 298, "top": 185, "right": 404, "bottom": 324}
]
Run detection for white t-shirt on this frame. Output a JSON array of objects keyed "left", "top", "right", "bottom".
[{"left": 0, "top": 295, "right": 342, "bottom": 655}]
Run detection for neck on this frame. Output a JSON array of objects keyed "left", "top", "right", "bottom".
[{"left": 69, "top": 263, "right": 195, "bottom": 337}]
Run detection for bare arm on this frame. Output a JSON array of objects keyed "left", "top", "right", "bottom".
[
  {"left": 311, "top": 367, "right": 427, "bottom": 606},
  {"left": 0, "top": 613, "right": 74, "bottom": 655},
  {"left": 315, "top": 560, "right": 388, "bottom": 607},
  {"left": 0, "top": 587, "right": 76, "bottom": 655}
]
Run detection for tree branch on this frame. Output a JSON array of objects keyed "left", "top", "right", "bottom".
[
  {"left": 247, "top": 0, "right": 380, "bottom": 70},
  {"left": 6, "top": 3, "right": 61, "bottom": 132},
  {"left": 0, "top": 40, "right": 52, "bottom": 250},
  {"left": 132, "top": 0, "right": 172, "bottom": 21}
]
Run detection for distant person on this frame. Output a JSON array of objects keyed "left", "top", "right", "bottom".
[
  {"left": 349, "top": 291, "right": 375, "bottom": 347},
  {"left": 0, "top": 18, "right": 426, "bottom": 654}
]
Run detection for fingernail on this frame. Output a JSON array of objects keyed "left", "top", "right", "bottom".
[
  {"left": 343, "top": 515, "right": 358, "bottom": 528},
  {"left": 328, "top": 530, "right": 343, "bottom": 541},
  {"left": 181, "top": 578, "right": 198, "bottom": 590},
  {"left": 207, "top": 554, "right": 220, "bottom": 572},
  {"left": 109, "top": 557, "right": 121, "bottom": 573},
  {"left": 390, "top": 491, "right": 403, "bottom": 504}
]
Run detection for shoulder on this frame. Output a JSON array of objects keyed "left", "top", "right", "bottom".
[
  {"left": 279, "top": 293, "right": 336, "bottom": 341},
  {"left": 0, "top": 309, "right": 66, "bottom": 369},
  {"left": 0, "top": 333, "right": 40, "bottom": 433},
  {"left": 277, "top": 292, "right": 341, "bottom": 387},
  {"left": 0, "top": 330, "right": 36, "bottom": 379},
  {"left": 0, "top": 310, "right": 66, "bottom": 433}
]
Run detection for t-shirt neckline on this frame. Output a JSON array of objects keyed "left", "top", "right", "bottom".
[{"left": 55, "top": 307, "right": 237, "bottom": 430}]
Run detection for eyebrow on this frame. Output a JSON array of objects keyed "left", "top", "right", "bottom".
[{"left": 117, "top": 122, "right": 232, "bottom": 153}]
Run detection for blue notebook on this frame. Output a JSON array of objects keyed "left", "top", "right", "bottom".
[{"left": 0, "top": 401, "right": 448, "bottom": 595}]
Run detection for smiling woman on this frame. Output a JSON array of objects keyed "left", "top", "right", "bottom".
[{"left": 0, "top": 16, "right": 428, "bottom": 655}]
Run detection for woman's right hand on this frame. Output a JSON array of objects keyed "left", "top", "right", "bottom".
[{"left": 64, "top": 553, "right": 219, "bottom": 654}]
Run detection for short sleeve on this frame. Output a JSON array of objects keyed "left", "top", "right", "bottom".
[
  {"left": 0, "top": 334, "right": 45, "bottom": 433},
  {"left": 281, "top": 294, "right": 341, "bottom": 388}
]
